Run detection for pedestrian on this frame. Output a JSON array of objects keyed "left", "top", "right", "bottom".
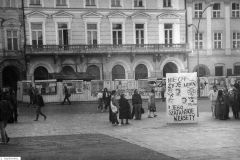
[
  {"left": 9, "top": 88, "right": 18, "bottom": 123},
  {"left": 34, "top": 90, "right": 47, "bottom": 121},
  {"left": 119, "top": 94, "right": 131, "bottom": 125},
  {"left": 110, "top": 90, "right": 119, "bottom": 126},
  {"left": 103, "top": 88, "right": 110, "bottom": 112},
  {"left": 27, "top": 84, "right": 34, "bottom": 107},
  {"left": 0, "top": 94, "right": 12, "bottom": 144},
  {"left": 148, "top": 89, "right": 157, "bottom": 118},
  {"left": 62, "top": 83, "right": 71, "bottom": 105},
  {"left": 222, "top": 88, "right": 230, "bottom": 120},
  {"left": 229, "top": 85, "right": 240, "bottom": 119},
  {"left": 215, "top": 90, "right": 224, "bottom": 119},
  {"left": 208, "top": 85, "right": 218, "bottom": 118},
  {"left": 132, "top": 89, "right": 142, "bottom": 120},
  {"left": 97, "top": 90, "right": 103, "bottom": 112},
  {"left": 160, "top": 84, "right": 166, "bottom": 102}
]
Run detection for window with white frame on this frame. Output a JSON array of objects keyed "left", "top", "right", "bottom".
[
  {"left": 194, "top": 3, "right": 203, "bottom": 18},
  {"left": 31, "top": 23, "right": 43, "bottom": 47},
  {"left": 212, "top": 3, "right": 221, "bottom": 18},
  {"left": 134, "top": 0, "right": 143, "bottom": 7},
  {"left": 87, "top": 24, "right": 98, "bottom": 45},
  {"left": 164, "top": 24, "right": 173, "bottom": 45},
  {"left": 56, "top": 0, "right": 67, "bottom": 6},
  {"left": 111, "top": 0, "right": 121, "bottom": 7},
  {"left": 5, "top": 0, "right": 16, "bottom": 7},
  {"left": 58, "top": 23, "right": 69, "bottom": 46},
  {"left": 195, "top": 33, "right": 203, "bottom": 49},
  {"left": 30, "top": 0, "right": 41, "bottom": 5},
  {"left": 86, "top": 0, "right": 96, "bottom": 6},
  {"left": 163, "top": 0, "right": 171, "bottom": 7},
  {"left": 7, "top": 30, "right": 18, "bottom": 50},
  {"left": 233, "top": 32, "right": 240, "bottom": 49},
  {"left": 213, "top": 32, "right": 222, "bottom": 49},
  {"left": 135, "top": 24, "right": 144, "bottom": 45},
  {"left": 232, "top": 3, "right": 240, "bottom": 18},
  {"left": 112, "top": 24, "right": 122, "bottom": 45}
]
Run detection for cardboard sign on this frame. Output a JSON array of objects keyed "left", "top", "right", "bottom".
[{"left": 166, "top": 73, "right": 198, "bottom": 123}]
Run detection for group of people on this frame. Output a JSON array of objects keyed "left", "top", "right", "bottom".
[
  {"left": 209, "top": 83, "right": 240, "bottom": 120},
  {"left": 97, "top": 88, "right": 158, "bottom": 126}
]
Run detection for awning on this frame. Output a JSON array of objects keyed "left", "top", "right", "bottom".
[{"left": 50, "top": 72, "right": 95, "bottom": 81}]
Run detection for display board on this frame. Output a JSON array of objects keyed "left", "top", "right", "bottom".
[
  {"left": 166, "top": 73, "right": 198, "bottom": 123},
  {"left": 91, "top": 80, "right": 104, "bottom": 97},
  {"left": 35, "top": 80, "right": 57, "bottom": 95},
  {"left": 114, "top": 79, "right": 136, "bottom": 97},
  {"left": 22, "top": 81, "right": 32, "bottom": 95},
  {"left": 63, "top": 80, "right": 84, "bottom": 94}
]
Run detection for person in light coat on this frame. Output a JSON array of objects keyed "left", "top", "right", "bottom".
[{"left": 208, "top": 85, "right": 218, "bottom": 118}]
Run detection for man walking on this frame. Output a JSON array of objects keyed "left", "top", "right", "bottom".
[
  {"left": 62, "top": 84, "right": 71, "bottom": 105},
  {"left": 34, "top": 91, "right": 47, "bottom": 121},
  {"left": 132, "top": 89, "right": 142, "bottom": 120}
]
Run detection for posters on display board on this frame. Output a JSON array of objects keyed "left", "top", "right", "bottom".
[
  {"left": 62, "top": 80, "right": 84, "bottom": 94},
  {"left": 199, "top": 77, "right": 209, "bottom": 97},
  {"left": 226, "top": 76, "right": 240, "bottom": 88},
  {"left": 35, "top": 79, "right": 57, "bottom": 95},
  {"left": 166, "top": 73, "right": 198, "bottom": 123},
  {"left": 22, "top": 81, "right": 32, "bottom": 95},
  {"left": 208, "top": 76, "right": 226, "bottom": 90},
  {"left": 91, "top": 80, "right": 104, "bottom": 97},
  {"left": 103, "top": 80, "right": 111, "bottom": 90},
  {"left": 114, "top": 79, "right": 136, "bottom": 97}
]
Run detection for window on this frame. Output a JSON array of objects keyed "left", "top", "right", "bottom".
[
  {"left": 212, "top": 3, "right": 221, "bottom": 18},
  {"left": 58, "top": 23, "right": 69, "bottom": 46},
  {"left": 215, "top": 66, "right": 223, "bottom": 76},
  {"left": 164, "top": 24, "right": 173, "bottom": 45},
  {"left": 56, "top": 0, "right": 67, "bottom": 6},
  {"left": 195, "top": 33, "right": 203, "bottom": 49},
  {"left": 135, "top": 24, "right": 144, "bottom": 46},
  {"left": 194, "top": 3, "right": 203, "bottom": 18},
  {"left": 5, "top": 0, "right": 16, "bottom": 7},
  {"left": 232, "top": 3, "right": 240, "bottom": 18},
  {"left": 233, "top": 32, "right": 240, "bottom": 49},
  {"left": 30, "top": 0, "right": 41, "bottom": 5},
  {"left": 86, "top": 65, "right": 100, "bottom": 80},
  {"left": 31, "top": 23, "right": 43, "bottom": 47},
  {"left": 86, "top": 0, "right": 95, "bottom": 6},
  {"left": 7, "top": 30, "right": 18, "bottom": 50},
  {"left": 234, "top": 65, "right": 240, "bottom": 75},
  {"left": 227, "top": 68, "right": 232, "bottom": 76},
  {"left": 134, "top": 0, "right": 143, "bottom": 7},
  {"left": 112, "top": 65, "right": 125, "bottom": 80},
  {"left": 87, "top": 24, "right": 98, "bottom": 45},
  {"left": 112, "top": 24, "right": 122, "bottom": 45},
  {"left": 111, "top": 0, "right": 121, "bottom": 7},
  {"left": 135, "top": 64, "right": 148, "bottom": 80},
  {"left": 163, "top": 0, "right": 171, "bottom": 7},
  {"left": 214, "top": 33, "right": 222, "bottom": 49}
]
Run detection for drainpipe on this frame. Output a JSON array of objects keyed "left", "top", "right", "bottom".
[
  {"left": 185, "top": 0, "right": 189, "bottom": 72},
  {"left": 21, "top": 0, "right": 27, "bottom": 80}
]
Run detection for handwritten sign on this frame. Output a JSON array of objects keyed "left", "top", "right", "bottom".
[{"left": 166, "top": 73, "right": 198, "bottom": 123}]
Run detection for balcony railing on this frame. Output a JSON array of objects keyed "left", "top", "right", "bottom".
[{"left": 26, "top": 44, "right": 189, "bottom": 55}]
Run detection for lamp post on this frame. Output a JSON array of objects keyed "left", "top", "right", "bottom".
[{"left": 188, "top": 3, "right": 213, "bottom": 98}]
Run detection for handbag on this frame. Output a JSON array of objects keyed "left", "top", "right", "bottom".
[{"left": 110, "top": 100, "right": 118, "bottom": 113}]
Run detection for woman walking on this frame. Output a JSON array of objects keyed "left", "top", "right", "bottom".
[
  {"left": 110, "top": 90, "right": 119, "bottom": 126},
  {"left": 34, "top": 91, "right": 47, "bottom": 121},
  {"left": 215, "top": 90, "right": 224, "bottom": 119},
  {"left": 119, "top": 94, "right": 131, "bottom": 125},
  {"left": 148, "top": 89, "right": 157, "bottom": 118}
]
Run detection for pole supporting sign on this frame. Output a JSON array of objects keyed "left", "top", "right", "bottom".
[{"left": 166, "top": 72, "right": 198, "bottom": 123}]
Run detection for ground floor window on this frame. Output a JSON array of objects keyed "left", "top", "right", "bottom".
[
  {"left": 112, "top": 65, "right": 125, "bottom": 80},
  {"left": 86, "top": 65, "right": 100, "bottom": 80},
  {"left": 163, "top": 62, "right": 178, "bottom": 77},
  {"left": 215, "top": 66, "right": 223, "bottom": 76},
  {"left": 135, "top": 64, "right": 148, "bottom": 80},
  {"left": 62, "top": 66, "right": 75, "bottom": 74},
  {"left": 234, "top": 65, "right": 240, "bottom": 75},
  {"left": 34, "top": 66, "right": 49, "bottom": 80}
]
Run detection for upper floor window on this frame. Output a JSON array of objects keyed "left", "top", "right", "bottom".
[
  {"left": 7, "top": 30, "right": 18, "bottom": 50},
  {"left": 31, "top": 23, "right": 43, "bottom": 47},
  {"left": 212, "top": 3, "right": 221, "bottom": 18},
  {"left": 195, "top": 33, "right": 203, "bottom": 49},
  {"left": 5, "top": 0, "right": 16, "bottom": 8},
  {"left": 213, "top": 32, "right": 222, "bottom": 49},
  {"left": 86, "top": 0, "right": 96, "bottom": 6},
  {"left": 58, "top": 23, "right": 69, "bottom": 46},
  {"left": 30, "top": 0, "right": 41, "bottom": 5},
  {"left": 163, "top": 0, "right": 171, "bottom": 7},
  {"left": 112, "top": 24, "right": 122, "bottom": 45},
  {"left": 164, "top": 24, "right": 173, "bottom": 45},
  {"left": 134, "top": 0, "right": 143, "bottom": 7},
  {"left": 233, "top": 32, "right": 240, "bottom": 49},
  {"left": 194, "top": 3, "right": 203, "bottom": 18},
  {"left": 111, "top": 0, "right": 121, "bottom": 7},
  {"left": 135, "top": 24, "right": 144, "bottom": 46},
  {"left": 232, "top": 3, "right": 240, "bottom": 18},
  {"left": 87, "top": 24, "right": 98, "bottom": 45},
  {"left": 56, "top": 0, "right": 67, "bottom": 6}
]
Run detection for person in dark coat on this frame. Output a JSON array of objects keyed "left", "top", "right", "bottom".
[
  {"left": 132, "top": 89, "right": 142, "bottom": 120},
  {"left": 103, "top": 88, "right": 111, "bottom": 112},
  {"left": 27, "top": 84, "right": 35, "bottom": 107},
  {"left": 119, "top": 94, "right": 131, "bottom": 125},
  {"left": 34, "top": 91, "right": 47, "bottom": 121},
  {"left": 9, "top": 88, "right": 18, "bottom": 123},
  {"left": 215, "top": 90, "right": 224, "bottom": 119},
  {"left": 62, "top": 84, "right": 71, "bottom": 105},
  {"left": 222, "top": 88, "right": 230, "bottom": 120},
  {"left": 229, "top": 86, "right": 240, "bottom": 119},
  {"left": 0, "top": 95, "right": 12, "bottom": 144}
]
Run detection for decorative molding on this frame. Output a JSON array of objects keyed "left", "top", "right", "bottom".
[
  {"left": 157, "top": 13, "right": 181, "bottom": 19},
  {"left": 52, "top": 10, "right": 74, "bottom": 18},
  {"left": 108, "top": 11, "right": 127, "bottom": 19},
  {"left": 2, "top": 18, "right": 21, "bottom": 27},
  {"left": 130, "top": 12, "right": 151, "bottom": 19},
  {"left": 26, "top": 11, "right": 49, "bottom": 19}
]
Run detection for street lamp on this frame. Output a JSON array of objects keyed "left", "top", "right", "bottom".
[{"left": 188, "top": 3, "right": 214, "bottom": 98}]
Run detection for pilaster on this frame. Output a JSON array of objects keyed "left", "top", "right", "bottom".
[
  {"left": 206, "top": 3, "right": 212, "bottom": 55},
  {"left": 225, "top": 2, "right": 231, "bottom": 55}
]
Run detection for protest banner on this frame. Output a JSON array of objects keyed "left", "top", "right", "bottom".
[{"left": 166, "top": 73, "right": 198, "bottom": 123}]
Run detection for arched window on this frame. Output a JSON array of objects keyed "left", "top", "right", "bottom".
[
  {"left": 62, "top": 66, "right": 75, "bottom": 74},
  {"left": 112, "top": 65, "right": 125, "bottom": 80},
  {"left": 86, "top": 65, "right": 100, "bottom": 80},
  {"left": 34, "top": 66, "right": 49, "bottom": 80},
  {"left": 193, "top": 65, "right": 210, "bottom": 77},
  {"left": 163, "top": 62, "right": 178, "bottom": 77},
  {"left": 135, "top": 64, "right": 148, "bottom": 80}
]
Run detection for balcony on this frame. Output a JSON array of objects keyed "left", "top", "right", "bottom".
[
  {"left": 0, "top": 49, "right": 24, "bottom": 58},
  {"left": 25, "top": 44, "right": 190, "bottom": 55}
]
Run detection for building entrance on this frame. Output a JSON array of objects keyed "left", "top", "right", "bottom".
[{"left": 2, "top": 66, "right": 20, "bottom": 91}]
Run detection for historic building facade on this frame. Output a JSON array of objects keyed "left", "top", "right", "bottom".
[
  {"left": 187, "top": 0, "right": 240, "bottom": 77},
  {"left": 24, "top": 0, "right": 189, "bottom": 81},
  {"left": 0, "top": 0, "right": 25, "bottom": 90}
]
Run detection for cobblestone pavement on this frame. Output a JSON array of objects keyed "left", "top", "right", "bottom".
[{"left": 1, "top": 99, "right": 240, "bottom": 160}]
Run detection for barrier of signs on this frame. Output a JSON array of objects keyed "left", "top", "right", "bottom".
[
  {"left": 22, "top": 81, "right": 32, "bottom": 95},
  {"left": 114, "top": 79, "right": 136, "bottom": 97},
  {"left": 166, "top": 73, "right": 198, "bottom": 123},
  {"left": 91, "top": 80, "right": 104, "bottom": 97},
  {"left": 35, "top": 80, "right": 57, "bottom": 95},
  {"left": 63, "top": 80, "right": 83, "bottom": 94}
]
